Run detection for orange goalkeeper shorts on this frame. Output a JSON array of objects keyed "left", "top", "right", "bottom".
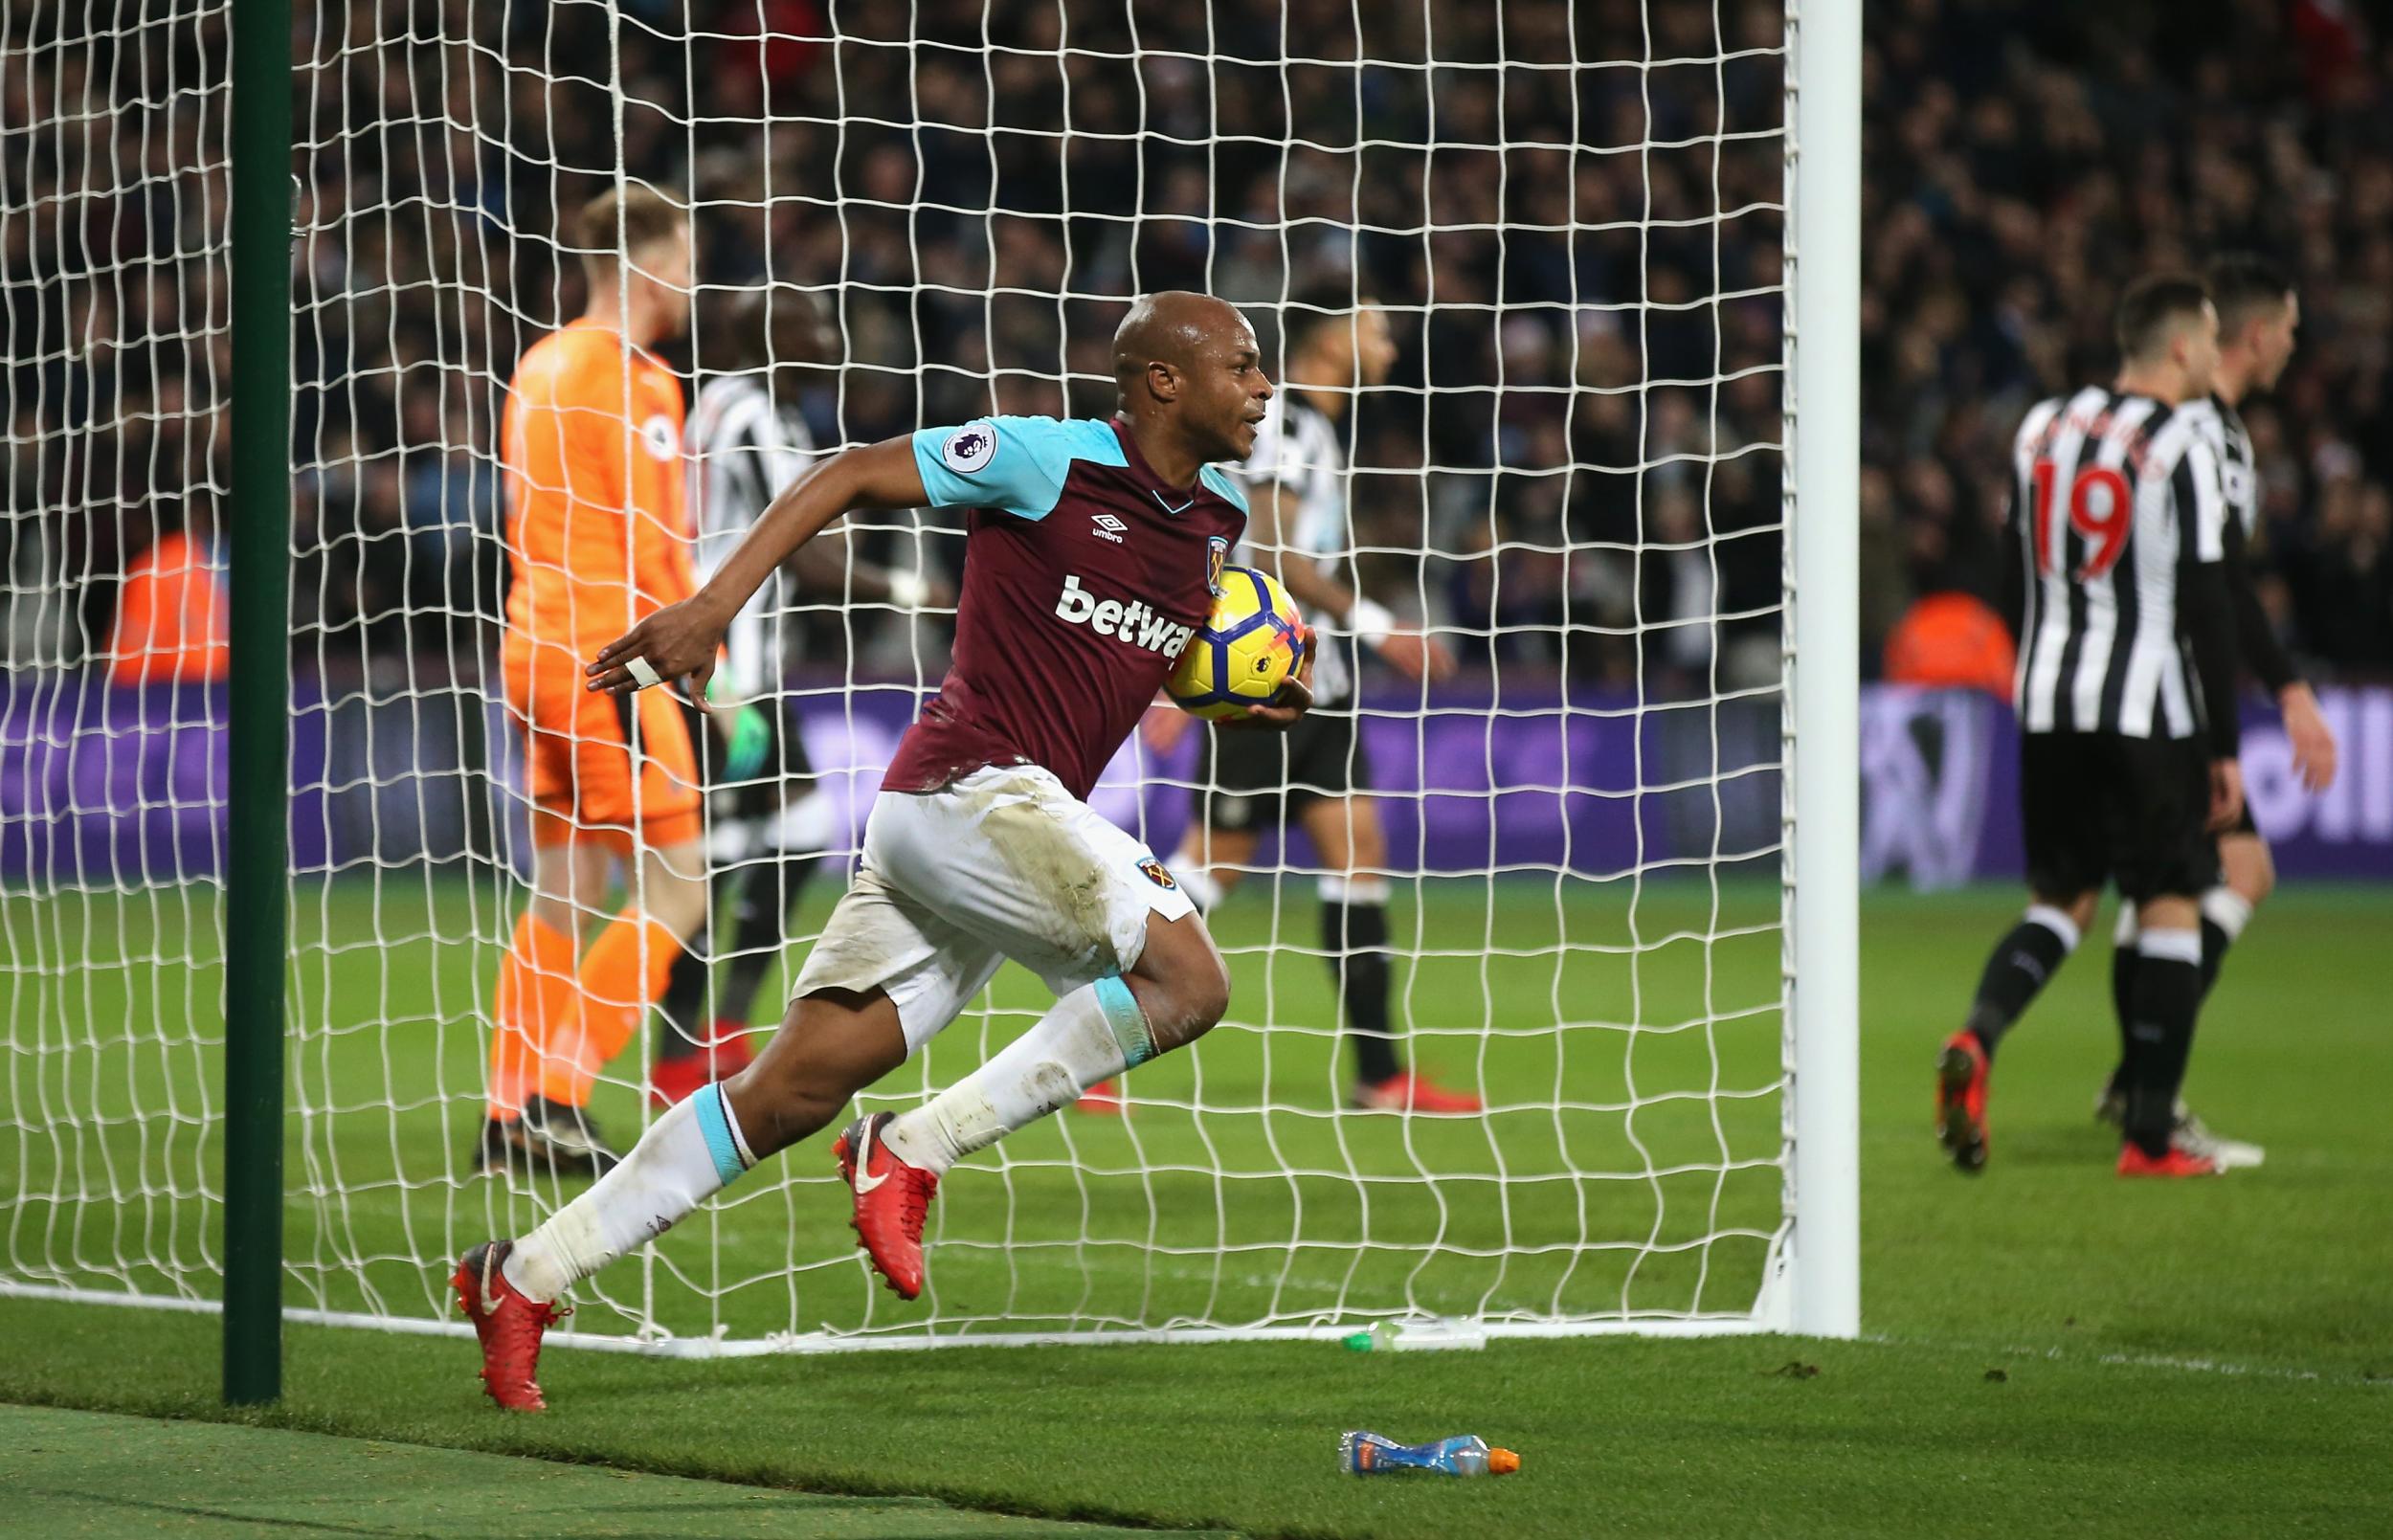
[{"left": 502, "top": 636, "right": 702, "bottom": 851}]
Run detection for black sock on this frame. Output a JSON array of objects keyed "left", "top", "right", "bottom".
[
  {"left": 656, "top": 862, "right": 740, "bottom": 1062},
  {"left": 1323, "top": 895, "right": 1399, "bottom": 1085},
  {"left": 2120, "top": 932, "right": 2203, "bottom": 1158},
  {"left": 1963, "top": 910, "right": 2077, "bottom": 1059},
  {"left": 656, "top": 930, "right": 712, "bottom": 1060},
  {"left": 2199, "top": 916, "right": 2231, "bottom": 999},
  {"left": 715, "top": 851, "right": 818, "bottom": 1029},
  {"left": 2106, "top": 942, "right": 2136, "bottom": 1097}
]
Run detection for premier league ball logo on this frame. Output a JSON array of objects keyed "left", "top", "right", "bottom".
[
  {"left": 942, "top": 423, "right": 997, "bottom": 474},
  {"left": 1164, "top": 564, "right": 1304, "bottom": 722}
]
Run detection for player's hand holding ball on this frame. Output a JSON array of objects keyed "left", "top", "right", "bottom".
[
  {"left": 1235, "top": 627, "right": 1316, "bottom": 730},
  {"left": 586, "top": 594, "right": 731, "bottom": 701},
  {"left": 1165, "top": 566, "right": 1313, "bottom": 731}
]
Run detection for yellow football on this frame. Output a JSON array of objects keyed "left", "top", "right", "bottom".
[{"left": 1165, "top": 566, "right": 1305, "bottom": 722}]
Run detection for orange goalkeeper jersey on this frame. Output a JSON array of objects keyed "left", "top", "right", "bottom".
[{"left": 501, "top": 318, "right": 695, "bottom": 664}]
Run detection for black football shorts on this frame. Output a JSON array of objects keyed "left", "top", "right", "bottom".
[{"left": 2019, "top": 731, "right": 2216, "bottom": 903}]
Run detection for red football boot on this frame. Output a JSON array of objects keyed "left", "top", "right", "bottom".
[
  {"left": 1074, "top": 1079, "right": 1129, "bottom": 1116},
  {"left": 648, "top": 1020, "right": 755, "bottom": 1108},
  {"left": 2117, "top": 1144, "right": 2223, "bottom": 1177},
  {"left": 1350, "top": 1069, "right": 1484, "bottom": 1114},
  {"left": 832, "top": 1111, "right": 939, "bottom": 1301},
  {"left": 452, "top": 1239, "right": 568, "bottom": 1412},
  {"left": 1935, "top": 1030, "right": 1990, "bottom": 1174}
]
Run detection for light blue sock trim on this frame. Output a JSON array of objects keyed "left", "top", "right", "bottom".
[
  {"left": 693, "top": 1084, "right": 749, "bottom": 1186},
  {"left": 1093, "top": 974, "right": 1155, "bottom": 1069}
]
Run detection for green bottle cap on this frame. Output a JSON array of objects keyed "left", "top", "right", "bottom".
[{"left": 1343, "top": 1330, "right": 1374, "bottom": 1351}]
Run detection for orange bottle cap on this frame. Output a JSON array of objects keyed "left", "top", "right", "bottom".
[{"left": 1487, "top": 1448, "right": 1522, "bottom": 1475}]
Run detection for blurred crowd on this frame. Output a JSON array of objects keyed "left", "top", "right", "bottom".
[
  {"left": 4, "top": 0, "right": 2388, "bottom": 700},
  {"left": 1866, "top": 0, "right": 2393, "bottom": 676}
]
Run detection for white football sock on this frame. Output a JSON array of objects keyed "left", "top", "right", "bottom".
[
  {"left": 2023, "top": 903, "right": 2083, "bottom": 953},
  {"left": 2136, "top": 926, "right": 2203, "bottom": 967},
  {"left": 882, "top": 976, "right": 1155, "bottom": 1175},
  {"left": 1318, "top": 873, "right": 1392, "bottom": 904},
  {"left": 1175, "top": 862, "right": 1222, "bottom": 916},
  {"left": 2202, "top": 886, "right": 2254, "bottom": 942},
  {"left": 767, "top": 790, "right": 835, "bottom": 856},
  {"left": 502, "top": 1083, "right": 754, "bottom": 1302}
]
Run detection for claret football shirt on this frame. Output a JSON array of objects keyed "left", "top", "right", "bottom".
[{"left": 882, "top": 415, "right": 1248, "bottom": 800}]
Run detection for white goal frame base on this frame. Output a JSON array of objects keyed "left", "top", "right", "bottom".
[
  {"left": 3, "top": 1239, "right": 1795, "bottom": 1356},
  {"left": 1, "top": 0, "right": 1860, "bottom": 1359}
]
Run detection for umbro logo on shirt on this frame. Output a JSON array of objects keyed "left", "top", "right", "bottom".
[
  {"left": 1053, "top": 575, "right": 1195, "bottom": 657},
  {"left": 1091, "top": 514, "right": 1128, "bottom": 545}
]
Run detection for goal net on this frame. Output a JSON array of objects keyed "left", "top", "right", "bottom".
[{"left": 2, "top": 2, "right": 1851, "bottom": 1350}]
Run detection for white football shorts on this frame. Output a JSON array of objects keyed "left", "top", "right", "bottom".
[{"left": 789, "top": 763, "right": 1195, "bottom": 1051}]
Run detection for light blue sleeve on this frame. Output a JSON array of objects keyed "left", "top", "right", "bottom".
[
  {"left": 910, "top": 416, "right": 1122, "bottom": 520},
  {"left": 1198, "top": 463, "right": 1250, "bottom": 517}
]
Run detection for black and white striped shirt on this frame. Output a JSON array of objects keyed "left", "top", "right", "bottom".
[
  {"left": 2188, "top": 391, "right": 2301, "bottom": 695},
  {"left": 686, "top": 375, "right": 816, "bottom": 697},
  {"left": 2009, "top": 386, "right": 2233, "bottom": 744},
  {"left": 2186, "top": 394, "right": 2258, "bottom": 539},
  {"left": 1240, "top": 394, "right": 1354, "bottom": 704}
]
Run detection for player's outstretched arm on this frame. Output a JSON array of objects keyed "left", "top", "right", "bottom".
[
  {"left": 1247, "top": 484, "right": 1454, "bottom": 682},
  {"left": 2213, "top": 510, "right": 2346, "bottom": 788},
  {"left": 784, "top": 523, "right": 955, "bottom": 612},
  {"left": 588, "top": 436, "right": 928, "bottom": 696},
  {"left": 2277, "top": 681, "right": 2338, "bottom": 792}
]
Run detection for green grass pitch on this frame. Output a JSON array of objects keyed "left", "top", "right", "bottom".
[
  {"left": 4, "top": 880, "right": 2389, "bottom": 1537},
  {"left": 11, "top": 873, "right": 1794, "bottom": 1340}
]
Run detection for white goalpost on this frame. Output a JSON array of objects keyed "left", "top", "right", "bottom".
[
  {"left": 0, "top": 0, "right": 1856, "bottom": 1357},
  {"left": 1782, "top": 0, "right": 1861, "bottom": 1340}
]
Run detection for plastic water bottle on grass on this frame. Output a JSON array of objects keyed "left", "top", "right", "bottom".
[
  {"left": 1341, "top": 1317, "right": 1488, "bottom": 1351},
  {"left": 1340, "top": 1431, "right": 1520, "bottom": 1477}
]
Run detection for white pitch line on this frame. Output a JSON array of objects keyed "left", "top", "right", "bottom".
[
  {"left": 1864, "top": 1331, "right": 2379, "bottom": 1386},
  {"left": 5, "top": 1281, "right": 2374, "bottom": 1381}
]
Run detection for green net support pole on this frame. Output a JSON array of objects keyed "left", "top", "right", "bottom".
[{"left": 223, "top": 0, "right": 293, "bottom": 1407}]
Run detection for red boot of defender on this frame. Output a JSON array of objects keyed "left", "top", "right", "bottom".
[
  {"left": 2117, "top": 1144, "right": 2222, "bottom": 1177},
  {"left": 648, "top": 1021, "right": 755, "bottom": 1109},
  {"left": 1074, "top": 1079, "right": 1129, "bottom": 1115},
  {"left": 833, "top": 1111, "right": 939, "bottom": 1301},
  {"left": 1935, "top": 1030, "right": 1990, "bottom": 1174},
  {"left": 1351, "top": 1069, "right": 1484, "bottom": 1115},
  {"left": 452, "top": 1239, "right": 567, "bottom": 1412}
]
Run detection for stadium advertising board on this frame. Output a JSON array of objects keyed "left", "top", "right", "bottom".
[{"left": 4, "top": 681, "right": 2386, "bottom": 886}]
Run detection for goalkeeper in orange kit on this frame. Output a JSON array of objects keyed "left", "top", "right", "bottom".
[{"left": 480, "top": 186, "right": 710, "bottom": 1177}]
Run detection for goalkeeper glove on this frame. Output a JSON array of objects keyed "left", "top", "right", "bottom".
[{"left": 704, "top": 675, "right": 773, "bottom": 783}]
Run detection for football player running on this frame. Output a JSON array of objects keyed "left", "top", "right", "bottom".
[
  {"left": 452, "top": 292, "right": 1311, "bottom": 1411},
  {"left": 1106, "top": 289, "right": 1473, "bottom": 1116}
]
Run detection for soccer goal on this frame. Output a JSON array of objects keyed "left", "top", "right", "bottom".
[{"left": 0, "top": 1, "right": 1855, "bottom": 1375}]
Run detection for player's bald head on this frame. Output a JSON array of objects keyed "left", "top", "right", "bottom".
[
  {"left": 703, "top": 284, "right": 837, "bottom": 373},
  {"left": 1113, "top": 291, "right": 1253, "bottom": 396},
  {"left": 1111, "top": 290, "right": 1272, "bottom": 467},
  {"left": 700, "top": 287, "right": 771, "bottom": 371}
]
